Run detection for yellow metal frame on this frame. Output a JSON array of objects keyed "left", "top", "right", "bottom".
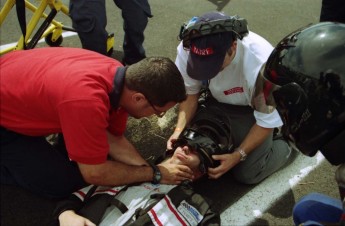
[
  {"left": 0, "top": 0, "right": 114, "bottom": 55},
  {"left": 0, "top": 0, "right": 69, "bottom": 55}
]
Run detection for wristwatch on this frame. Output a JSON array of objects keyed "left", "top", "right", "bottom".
[
  {"left": 236, "top": 148, "right": 247, "bottom": 161},
  {"left": 149, "top": 163, "right": 162, "bottom": 184}
]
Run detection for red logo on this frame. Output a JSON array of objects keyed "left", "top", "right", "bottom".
[
  {"left": 191, "top": 44, "right": 214, "bottom": 56},
  {"left": 223, "top": 87, "right": 244, "bottom": 95}
]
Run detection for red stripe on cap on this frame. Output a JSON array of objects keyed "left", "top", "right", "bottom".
[{"left": 191, "top": 44, "right": 214, "bottom": 56}]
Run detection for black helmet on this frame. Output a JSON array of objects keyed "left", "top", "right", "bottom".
[
  {"left": 262, "top": 22, "right": 345, "bottom": 165},
  {"left": 172, "top": 104, "right": 234, "bottom": 172}
]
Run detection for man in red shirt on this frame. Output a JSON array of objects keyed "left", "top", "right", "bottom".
[{"left": 0, "top": 47, "right": 192, "bottom": 198}]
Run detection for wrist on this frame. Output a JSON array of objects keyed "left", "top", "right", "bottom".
[
  {"left": 235, "top": 148, "right": 247, "bottom": 162},
  {"left": 149, "top": 162, "right": 162, "bottom": 184},
  {"left": 174, "top": 127, "right": 183, "bottom": 132}
]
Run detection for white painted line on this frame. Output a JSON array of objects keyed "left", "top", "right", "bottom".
[
  {"left": 220, "top": 152, "right": 326, "bottom": 225},
  {"left": 0, "top": 31, "right": 77, "bottom": 51}
]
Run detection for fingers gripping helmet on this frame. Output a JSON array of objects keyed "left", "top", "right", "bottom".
[
  {"left": 173, "top": 104, "right": 234, "bottom": 172},
  {"left": 263, "top": 22, "right": 345, "bottom": 165}
]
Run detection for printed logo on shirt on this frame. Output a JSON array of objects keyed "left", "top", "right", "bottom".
[
  {"left": 177, "top": 200, "right": 203, "bottom": 225},
  {"left": 223, "top": 87, "right": 244, "bottom": 95},
  {"left": 143, "top": 183, "right": 161, "bottom": 192}
]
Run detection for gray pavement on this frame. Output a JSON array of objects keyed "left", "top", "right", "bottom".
[{"left": 1, "top": 0, "right": 341, "bottom": 225}]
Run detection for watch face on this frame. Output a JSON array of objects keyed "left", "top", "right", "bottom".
[
  {"left": 153, "top": 170, "right": 162, "bottom": 184},
  {"left": 237, "top": 149, "right": 247, "bottom": 161},
  {"left": 151, "top": 164, "right": 162, "bottom": 184}
]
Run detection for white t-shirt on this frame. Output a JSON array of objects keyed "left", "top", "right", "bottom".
[{"left": 175, "top": 31, "right": 283, "bottom": 128}]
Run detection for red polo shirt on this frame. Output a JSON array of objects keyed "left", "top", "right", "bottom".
[{"left": 0, "top": 48, "right": 128, "bottom": 164}]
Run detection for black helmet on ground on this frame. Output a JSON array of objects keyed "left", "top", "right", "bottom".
[{"left": 260, "top": 22, "right": 345, "bottom": 165}]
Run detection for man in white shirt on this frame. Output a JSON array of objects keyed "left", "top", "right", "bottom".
[{"left": 168, "top": 11, "right": 294, "bottom": 184}]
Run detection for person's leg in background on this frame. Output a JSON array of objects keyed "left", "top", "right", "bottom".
[
  {"left": 319, "top": 0, "right": 345, "bottom": 23},
  {"left": 208, "top": 99, "right": 293, "bottom": 184},
  {"left": 293, "top": 192, "right": 343, "bottom": 225},
  {"left": 1, "top": 128, "right": 87, "bottom": 198},
  {"left": 69, "top": 0, "right": 108, "bottom": 55},
  {"left": 114, "top": 0, "right": 152, "bottom": 65}
]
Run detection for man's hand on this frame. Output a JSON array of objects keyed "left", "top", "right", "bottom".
[
  {"left": 207, "top": 152, "right": 241, "bottom": 179},
  {"left": 167, "top": 131, "right": 181, "bottom": 150},
  {"left": 167, "top": 94, "right": 199, "bottom": 150},
  {"left": 59, "top": 210, "right": 96, "bottom": 226},
  {"left": 158, "top": 162, "right": 194, "bottom": 184}
]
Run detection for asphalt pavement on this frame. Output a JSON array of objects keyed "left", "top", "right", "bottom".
[{"left": 0, "top": 0, "right": 340, "bottom": 225}]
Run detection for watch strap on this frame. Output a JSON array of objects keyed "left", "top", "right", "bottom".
[
  {"left": 236, "top": 148, "right": 247, "bottom": 161},
  {"left": 149, "top": 162, "right": 162, "bottom": 184}
]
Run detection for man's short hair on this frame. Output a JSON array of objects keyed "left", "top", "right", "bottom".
[{"left": 125, "top": 57, "right": 187, "bottom": 106}]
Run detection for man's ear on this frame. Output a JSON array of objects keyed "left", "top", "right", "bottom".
[
  {"left": 228, "top": 40, "right": 237, "bottom": 54},
  {"left": 232, "top": 40, "right": 237, "bottom": 48},
  {"left": 131, "top": 92, "right": 146, "bottom": 104}
]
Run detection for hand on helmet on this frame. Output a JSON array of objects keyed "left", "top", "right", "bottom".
[
  {"left": 207, "top": 153, "right": 240, "bottom": 179},
  {"left": 167, "top": 130, "right": 182, "bottom": 150}
]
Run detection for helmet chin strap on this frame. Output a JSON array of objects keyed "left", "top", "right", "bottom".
[{"left": 197, "top": 153, "right": 207, "bottom": 174}]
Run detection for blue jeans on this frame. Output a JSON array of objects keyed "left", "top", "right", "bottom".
[{"left": 293, "top": 192, "right": 343, "bottom": 225}]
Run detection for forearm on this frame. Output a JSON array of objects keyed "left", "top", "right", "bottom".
[
  {"left": 167, "top": 94, "right": 199, "bottom": 150},
  {"left": 175, "top": 94, "right": 199, "bottom": 131},
  {"left": 238, "top": 124, "right": 273, "bottom": 155},
  {"left": 107, "top": 132, "right": 147, "bottom": 166},
  {"left": 78, "top": 160, "right": 153, "bottom": 186},
  {"left": 208, "top": 124, "right": 274, "bottom": 179}
]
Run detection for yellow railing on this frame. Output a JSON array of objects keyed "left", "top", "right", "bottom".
[{"left": 0, "top": 0, "right": 114, "bottom": 55}]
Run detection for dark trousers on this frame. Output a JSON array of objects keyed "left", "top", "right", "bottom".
[
  {"left": 69, "top": 0, "right": 151, "bottom": 64},
  {"left": 204, "top": 97, "right": 292, "bottom": 184},
  {"left": 320, "top": 0, "right": 345, "bottom": 23},
  {"left": 0, "top": 127, "right": 87, "bottom": 198}
]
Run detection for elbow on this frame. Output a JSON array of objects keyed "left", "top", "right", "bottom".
[
  {"left": 78, "top": 163, "right": 107, "bottom": 185},
  {"left": 82, "top": 172, "right": 104, "bottom": 185}
]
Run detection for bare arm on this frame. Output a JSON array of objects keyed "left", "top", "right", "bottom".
[
  {"left": 78, "top": 159, "right": 193, "bottom": 186},
  {"left": 107, "top": 132, "right": 147, "bottom": 166},
  {"left": 208, "top": 124, "right": 273, "bottom": 179},
  {"left": 167, "top": 94, "right": 199, "bottom": 149},
  {"left": 238, "top": 124, "right": 273, "bottom": 156},
  {"left": 78, "top": 132, "right": 194, "bottom": 185},
  {"left": 78, "top": 160, "right": 153, "bottom": 186}
]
